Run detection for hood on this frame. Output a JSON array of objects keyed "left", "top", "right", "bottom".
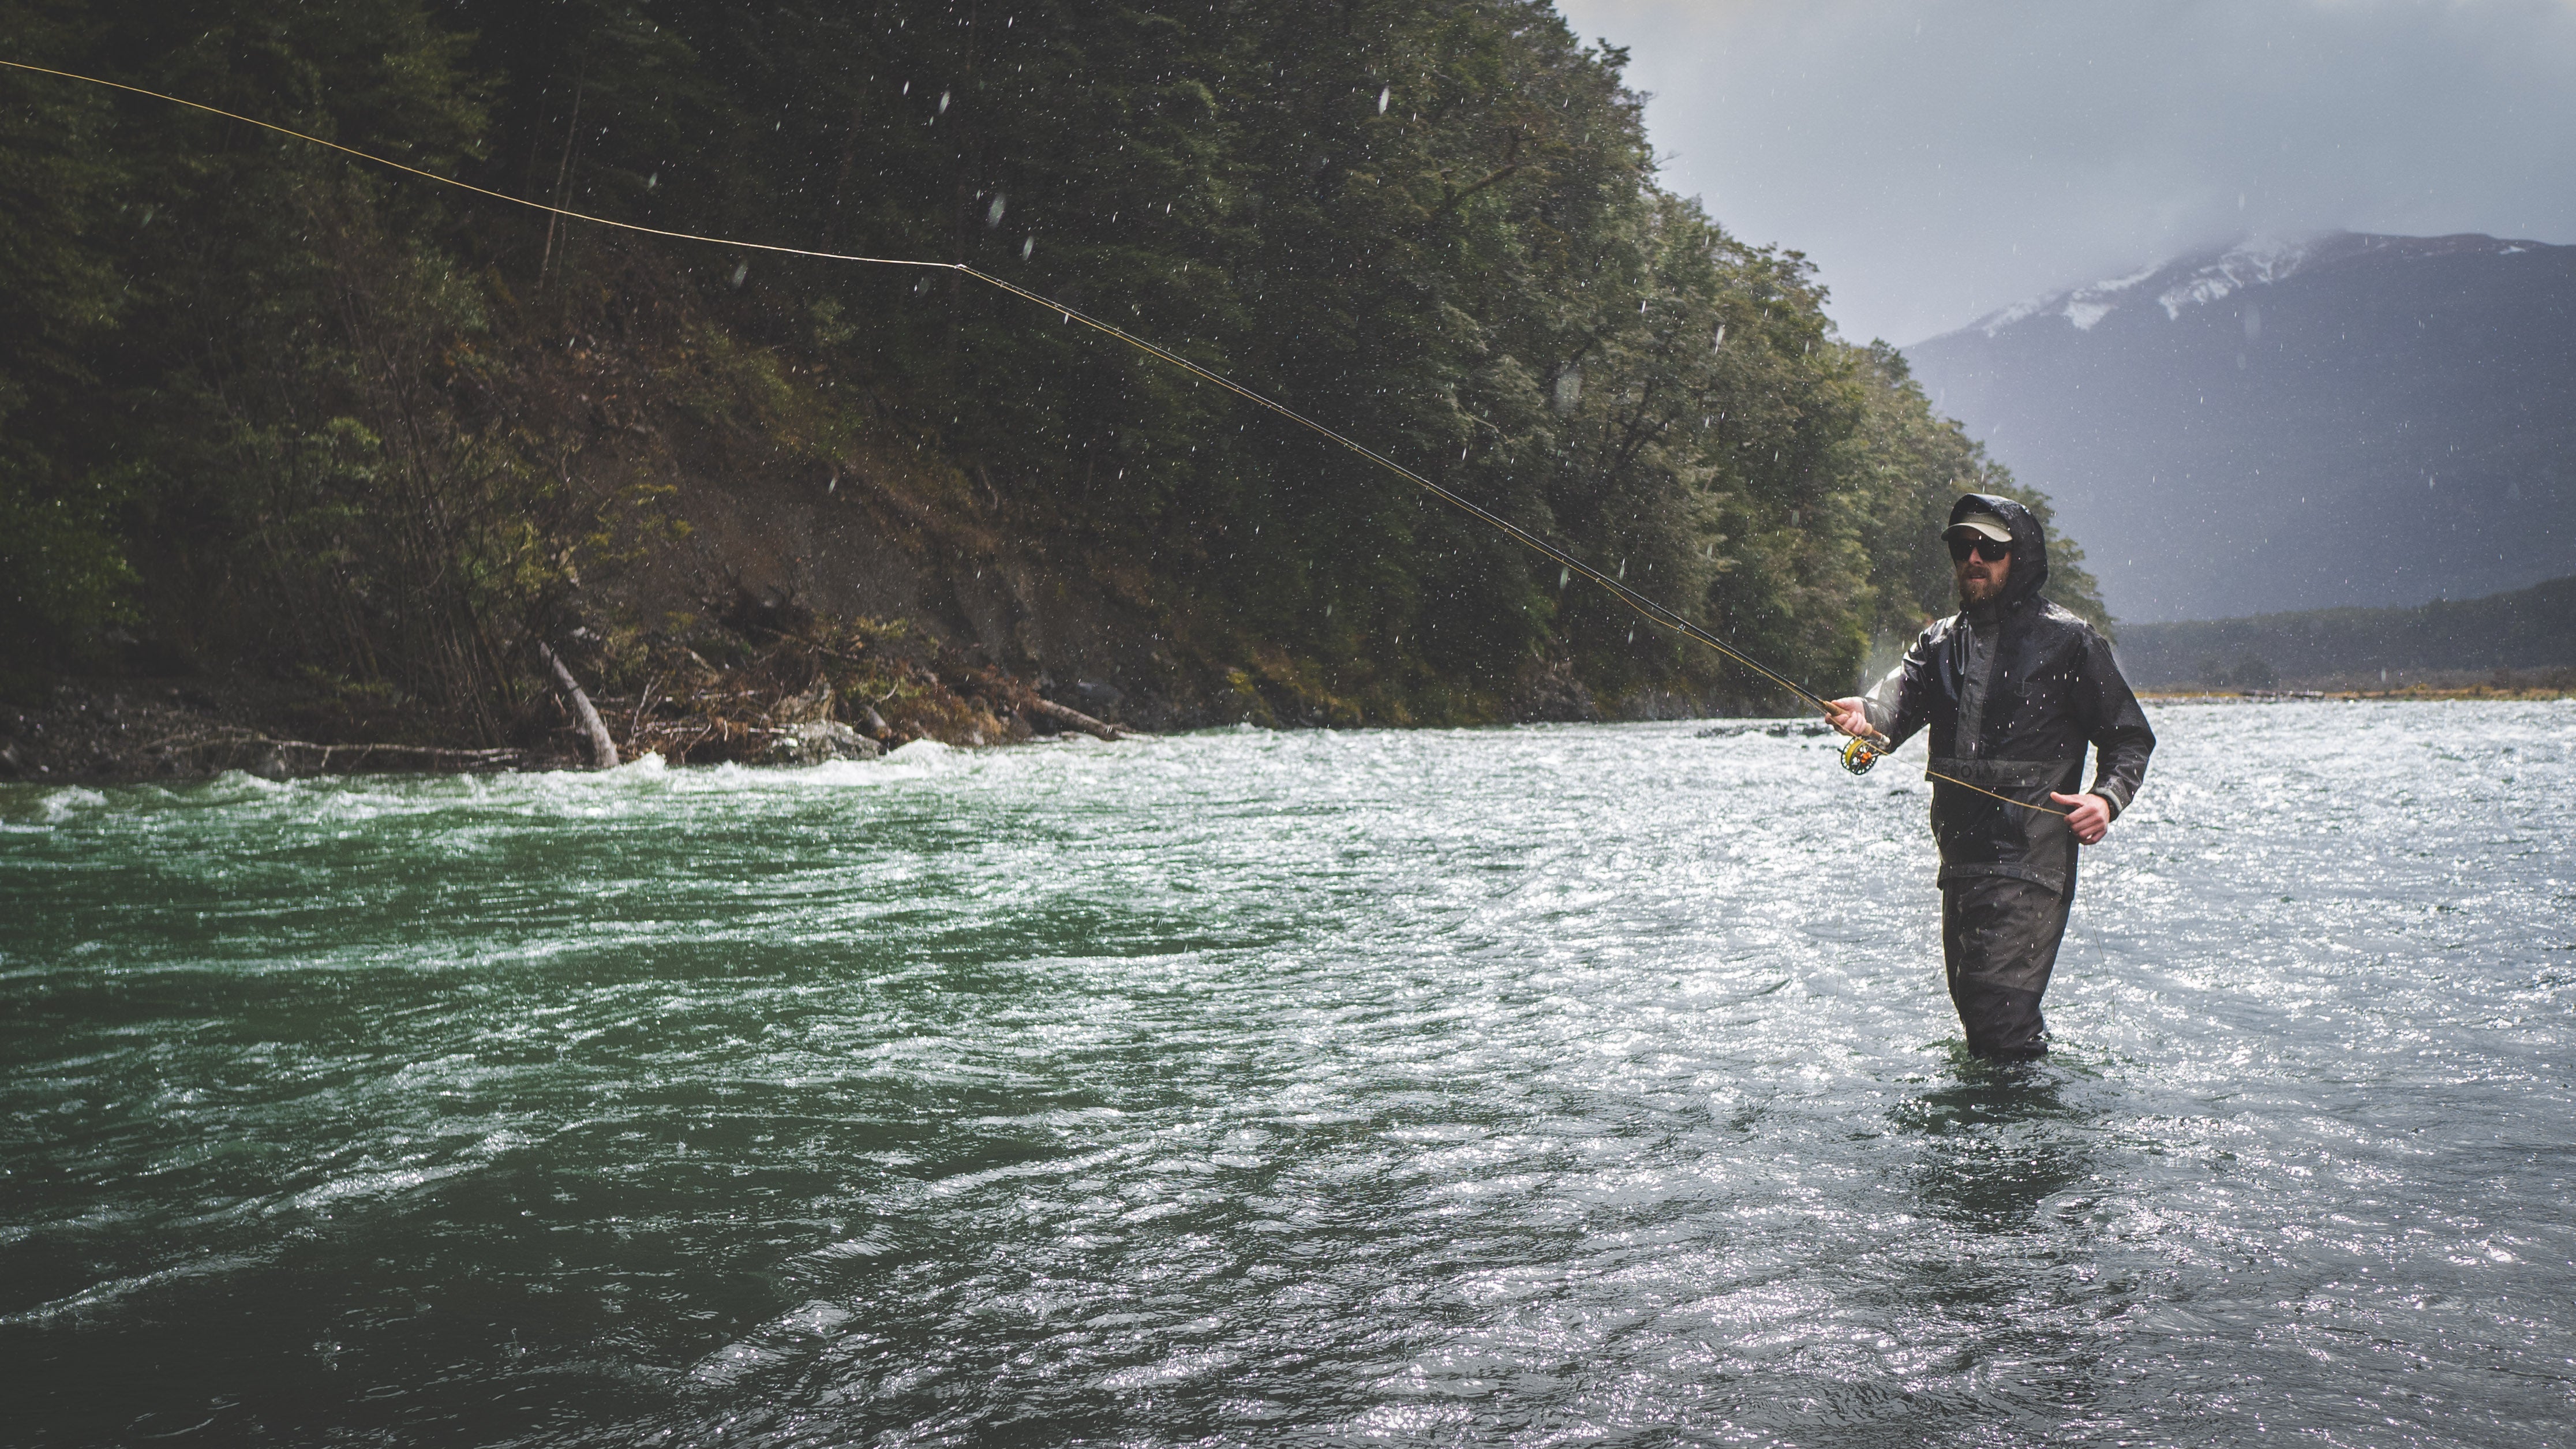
[{"left": 1949, "top": 492, "right": 2049, "bottom": 608}]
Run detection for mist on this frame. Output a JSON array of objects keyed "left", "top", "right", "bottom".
[{"left": 1556, "top": 0, "right": 2576, "bottom": 345}]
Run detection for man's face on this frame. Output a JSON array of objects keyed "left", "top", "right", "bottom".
[{"left": 1954, "top": 537, "right": 2011, "bottom": 604}]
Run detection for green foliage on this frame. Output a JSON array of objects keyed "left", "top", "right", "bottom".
[
  {"left": 1, "top": 0, "right": 135, "bottom": 672},
  {"left": 1, "top": 0, "right": 2106, "bottom": 725}
]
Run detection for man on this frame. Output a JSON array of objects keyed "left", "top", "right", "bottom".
[{"left": 1827, "top": 494, "right": 2155, "bottom": 1059}]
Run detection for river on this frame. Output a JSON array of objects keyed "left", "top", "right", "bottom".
[{"left": 3, "top": 700, "right": 2570, "bottom": 1446}]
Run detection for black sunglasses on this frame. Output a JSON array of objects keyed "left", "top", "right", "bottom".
[{"left": 1948, "top": 534, "right": 2012, "bottom": 563}]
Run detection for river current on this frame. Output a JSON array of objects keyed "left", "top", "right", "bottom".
[{"left": 3, "top": 701, "right": 2570, "bottom": 1447}]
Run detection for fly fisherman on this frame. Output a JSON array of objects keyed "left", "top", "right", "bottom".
[{"left": 1826, "top": 495, "right": 2155, "bottom": 1059}]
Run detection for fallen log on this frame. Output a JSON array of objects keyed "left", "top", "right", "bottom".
[
  {"left": 539, "top": 642, "right": 621, "bottom": 767},
  {"left": 147, "top": 728, "right": 526, "bottom": 776},
  {"left": 1029, "top": 696, "right": 1132, "bottom": 742}
]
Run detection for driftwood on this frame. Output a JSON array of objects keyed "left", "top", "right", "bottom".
[
  {"left": 148, "top": 728, "right": 525, "bottom": 776},
  {"left": 538, "top": 642, "right": 621, "bottom": 767},
  {"left": 1029, "top": 696, "right": 1131, "bottom": 742}
]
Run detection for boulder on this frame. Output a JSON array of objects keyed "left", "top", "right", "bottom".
[{"left": 763, "top": 720, "right": 881, "bottom": 765}]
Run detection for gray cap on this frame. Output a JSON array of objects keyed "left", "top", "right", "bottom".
[{"left": 1943, "top": 512, "right": 2012, "bottom": 542}]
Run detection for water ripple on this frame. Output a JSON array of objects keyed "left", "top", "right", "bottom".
[{"left": 1, "top": 701, "right": 2570, "bottom": 1446}]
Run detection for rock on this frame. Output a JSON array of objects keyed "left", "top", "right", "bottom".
[
  {"left": 774, "top": 678, "right": 835, "bottom": 725},
  {"left": 1511, "top": 659, "right": 1600, "bottom": 723},
  {"left": 762, "top": 720, "right": 881, "bottom": 765}
]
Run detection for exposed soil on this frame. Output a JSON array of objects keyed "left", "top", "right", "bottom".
[{"left": 0, "top": 602, "right": 1128, "bottom": 786}]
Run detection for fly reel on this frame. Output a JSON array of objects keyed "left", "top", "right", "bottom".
[{"left": 1840, "top": 735, "right": 1887, "bottom": 776}]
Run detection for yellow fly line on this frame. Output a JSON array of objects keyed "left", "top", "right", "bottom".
[{"left": 1, "top": 57, "right": 2073, "bottom": 818}]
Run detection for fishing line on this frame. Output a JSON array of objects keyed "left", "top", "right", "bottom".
[{"left": 2, "top": 58, "right": 2070, "bottom": 819}]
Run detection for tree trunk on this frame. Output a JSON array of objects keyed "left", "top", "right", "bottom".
[
  {"left": 1029, "top": 696, "right": 1129, "bottom": 742},
  {"left": 540, "top": 642, "right": 620, "bottom": 766}
]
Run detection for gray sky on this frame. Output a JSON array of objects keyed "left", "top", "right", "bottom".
[{"left": 1554, "top": 0, "right": 2576, "bottom": 345}]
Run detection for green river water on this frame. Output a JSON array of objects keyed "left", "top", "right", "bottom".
[{"left": 3, "top": 701, "right": 2571, "bottom": 1446}]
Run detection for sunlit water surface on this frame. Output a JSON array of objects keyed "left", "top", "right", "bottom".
[{"left": 3, "top": 702, "right": 2571, "bottom": 1447}]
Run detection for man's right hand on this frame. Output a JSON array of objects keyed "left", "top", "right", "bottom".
[{"left": 1826, "top": 697, "right": 1873, "bottom": 739}]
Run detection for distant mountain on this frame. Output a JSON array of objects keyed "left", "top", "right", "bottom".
[
  {"left": 2114, "top": 574, "right": 2576, "bottom": 690},
  {"left": 1904, "top": 233, "right": 2576, "bottom": 623}
]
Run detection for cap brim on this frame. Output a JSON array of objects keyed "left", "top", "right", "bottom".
[{"left": 1944, "top": 517, "right": 2012, "bottom": 542}]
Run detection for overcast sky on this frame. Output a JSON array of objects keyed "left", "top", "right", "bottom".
[{"left": 1553, "top": 0, "right": 2576, "bottom": 345}]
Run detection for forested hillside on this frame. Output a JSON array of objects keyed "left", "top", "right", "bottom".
[
  {"left": 2116, "top": 574, "right": 2576, "bottom": 691},
  {"left": 1, "top": 0, "right": 2100, "bottom": 761}
]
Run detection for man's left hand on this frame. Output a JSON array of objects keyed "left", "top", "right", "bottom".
[{"left": 2048, "top": 792, "right": 2113, "bottom": 845}]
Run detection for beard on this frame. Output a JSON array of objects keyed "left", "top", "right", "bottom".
[{"left": 1956, "top": 564, "right": 2008, "bottom": 605}]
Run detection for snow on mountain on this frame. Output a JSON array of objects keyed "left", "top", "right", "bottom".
[
  {"left": 1907, "top": 233, "right": 2576, "bottom": 623},
  {"left": 1975, "top": 260, "right": 2159, "bottom": 335},
  {"left": 1967, "top": 232, "right": 2541, "bottom": 339}
]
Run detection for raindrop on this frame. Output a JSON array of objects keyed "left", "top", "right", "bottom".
[
  {"left": 939, "top": 90, "right": 952, "bottom": 114},
  {"left": 729, "top": 262, "right": 748, "bottom": 288},
  {"left": 646, "top": 171, "right": 658, "bottom": 192},
  {"left": 1616, "top": 557, "right": 1626, "bottom": 579},
  {"left": 902, "top": 81, "right": 910, "bottom": 94},
  {"left": 1021, "top": 237, "right": 1034, "bottom": 260},
  {"left": 1377, "top": 85, "right": 1391, "bottom": 113},
  {"left": 1558, "top": 567, "right": 1570, "bottom": 589},
  {"left": 987, "top": 194, "right": 1006, "bottom": 227},
  {"left": 1713, "top": 324, "right": 1726, "bottom": 350}
]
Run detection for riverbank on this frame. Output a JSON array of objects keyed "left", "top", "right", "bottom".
[
  {"left": 12, "top": 661, "right": 2564, "bottom": 787},
  {"left": 0, "top": 611, "right": 1130, "bottom": 785}
]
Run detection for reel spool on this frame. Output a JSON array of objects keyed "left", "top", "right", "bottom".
[{"left": 1840, "top": 735, "right": 1886, "bottom": 776}]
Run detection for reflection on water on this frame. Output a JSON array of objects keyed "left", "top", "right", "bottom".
[
  {"left": 2, "top": 701, "right": 2571, "bottom": 1446},
  {"left": 1897, "top": 1061, "right": 2099, "bottom": 1235}
]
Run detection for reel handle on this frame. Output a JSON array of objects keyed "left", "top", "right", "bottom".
[{"left": 1840, "top": 733, "right": 1892, "bottom": 775}]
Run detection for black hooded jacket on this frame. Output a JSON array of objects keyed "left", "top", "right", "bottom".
[{"left": 1863, "top": 495, "right": 2155, "bottom": 894}]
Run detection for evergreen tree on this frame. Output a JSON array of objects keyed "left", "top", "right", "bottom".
[{"left": 0, "top": 0, "right": 2107, "bottom": 727}]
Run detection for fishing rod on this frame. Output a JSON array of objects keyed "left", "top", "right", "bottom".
[{"left": 1, "top": 58, "right": 2066, "bottom": 818}]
